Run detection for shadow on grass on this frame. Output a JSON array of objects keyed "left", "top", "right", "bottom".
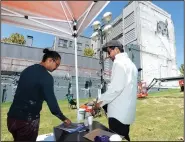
[
  {"left": 149, "top": 96, "right": 184, "bottom": 99},
  {"left": 137, "top": 97, "right": 148, "bottom": 100},
  {"left": 137, "top": 94, "right": 184, "bottom": 100}
]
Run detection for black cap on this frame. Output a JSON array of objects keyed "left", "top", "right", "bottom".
[{"left": 102, "top": 40, "right": 123, "bottom": 52}]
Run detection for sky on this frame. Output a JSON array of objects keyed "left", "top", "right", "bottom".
[{"left": 1, "top": 1, "right": 184, "bottom": 67}]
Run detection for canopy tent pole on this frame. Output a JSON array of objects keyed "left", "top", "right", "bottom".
[
  {"left": 2, "top": 7, "right": 22, "bottom": 16},
  {"left": 59, "top": 2, "right": 80, "bottom": 118},
  {"left": 72, "top": 2, "right": 96, "bottom": 120},
  {"left": 2, "top": 7, "right": 72, "bottom": 36},
  {"left": 28, "top": 16, "right": 72, "bottom": 23},
  {"left": 29, "top": 18, "right": 71, "bottom": 35},
  {"left": 60, "top": 1, "right": 73, "bottom": 33},
  {"left": 63, "top": 1, "right": 75, "bottom": 21},
  {"left": 77, "top": 2, "right": 95, "bottom": 33},
  {"left": 74, "top": 36, "right": 79, "bottom": 110},
  {"left": 72, "top": 21, "right": 80, "bottom": 112},
  {"left": 1, "top": 13, "right": 24, "bottom": 18}
]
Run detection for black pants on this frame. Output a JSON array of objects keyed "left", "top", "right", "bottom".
[
  {"left": 7, "top": 117, "right": 40, "bottom": 141},
  {"left": 108, "top": 117, "right": 130, "bottom": 141}
]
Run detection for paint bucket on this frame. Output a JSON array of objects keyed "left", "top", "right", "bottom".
[{"left": 77, "top": 108, "right": 86, "bottom": 122}]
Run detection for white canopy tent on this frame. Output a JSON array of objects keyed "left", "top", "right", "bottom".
[{"left": 1, "top": 1, "right": 110, "bottom": 110}]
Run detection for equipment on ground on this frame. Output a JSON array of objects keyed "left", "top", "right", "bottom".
[
  {"left": 179, "top": 79, "right": 184, "bottom": 92},
  {"left": 137, "top": 76, "right": 184, "bottom": 98}
]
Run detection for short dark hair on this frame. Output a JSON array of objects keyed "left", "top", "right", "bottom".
[
  {"left": 107, "top": 46, "right": 124, "bottom": 53},
  {"left": 42, "top": 48, "right": 61, "bottom": 62}
]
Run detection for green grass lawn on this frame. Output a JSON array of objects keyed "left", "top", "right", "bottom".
[{"left": 1, "top": 89, "right": 184, "bottom": 141}]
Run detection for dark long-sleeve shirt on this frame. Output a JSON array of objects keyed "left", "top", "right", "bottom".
[{"left": 8, "top": 64, "right": 67, "bottom": 121}]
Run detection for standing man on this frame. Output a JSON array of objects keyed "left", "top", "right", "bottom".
[
  {"left": 95, "top": 40, "right": 138, "bottom": 141},
  {"left": 7, "top": 48, "right": 71, "bottom": 141}
]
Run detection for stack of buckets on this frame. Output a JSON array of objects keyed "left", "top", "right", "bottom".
[{"left": 77, "top": 108, "right": 91, "bottom": 126}]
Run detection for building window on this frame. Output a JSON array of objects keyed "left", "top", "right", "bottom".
[
  {"left": 77, "top": 42, "right": 82, "bottom": 50},
  {"left": 58, "top": 39, "right": 68, "bottom": 48},
  {"left": 113, "top": 33, "right": 123, "bottom": 40},
  {"left": 69, "top": 41, "right": 73, "bottom": 47},
  {"left": 124, "top": 11, "right": 134, "bottom": 29},
  {"left": 112, "top": 18, "right": 122, "bottom": 28}
]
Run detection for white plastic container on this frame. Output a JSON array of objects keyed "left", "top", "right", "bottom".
[
  {"left": 109, "top": 134, "right": 122, "bottom": 141},
  {"left": 77, "top": 108, "right": 85, "bottom": 122},
  {"left": 84, "top": 111, "right": 91, "bottom": 126},
  {"left": 87, "top": 116, "right": 93, "bottom": 125}
]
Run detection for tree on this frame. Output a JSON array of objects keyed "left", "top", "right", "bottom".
[
  {"left": 1, "top": 33, "right": 26, "bottom": 45},
  {"left": 83, "top": 47, "right": 94, "bottom": 57},
  {"left": 179, "top": 64, "right": 184, "bottom": 76},
  {"left": 1, "top": 37, "right": 11, "bottom": 43}
]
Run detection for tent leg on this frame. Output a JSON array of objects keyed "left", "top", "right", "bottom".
[{"left": 74, "top": 37, "right": 80, "bottom": 121}]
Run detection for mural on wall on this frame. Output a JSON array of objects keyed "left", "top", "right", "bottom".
[{"left": 156, "top": 20, "right": 169, "bottom": 37}]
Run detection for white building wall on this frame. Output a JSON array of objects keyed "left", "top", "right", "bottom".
[
  {"left": 91, "top": 1, "right": 179, "bottom": 88},
  {"left": 137, "top": 1, "right": 179, "bottom": 87}
]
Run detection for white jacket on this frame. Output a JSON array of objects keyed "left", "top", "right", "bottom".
[{"left": 98, "top": 52, "right": 138, "bottom": 124}]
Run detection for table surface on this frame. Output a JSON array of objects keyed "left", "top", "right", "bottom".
[{"left": 53, "top": 121, "right": 112, "bottom": 142}]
